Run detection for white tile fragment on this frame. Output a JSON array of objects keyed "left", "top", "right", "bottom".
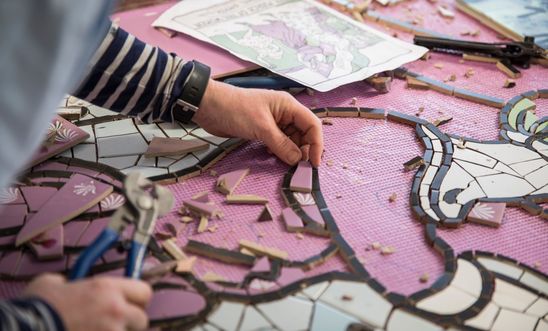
[
  {"left": 256, "top": 296, "right": 313, "bottom": 331},
  {"left": 310, "top": 302, "right": 359, "bottom": 331},
  {"left": 386, "top": 309, "right": 443, "bottom": 331},
  {"left": 492, "top": 279, "right": 538, "bottom": 311},
  {"left": 318, "top": 280, "right": 392, "bottom": 328},
  {"left": 416, "top": 286, "right": 476, "bottom": 314},
  {"left": 491, "top": 308, "right": 537, "bottom": 331},
  {"left": 207, "top": 301, "right": 245, "bottom": 331}
]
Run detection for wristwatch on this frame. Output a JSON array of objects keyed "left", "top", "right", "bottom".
[{"left": 173, "top": 60, "right": 211, "bottom": 124}]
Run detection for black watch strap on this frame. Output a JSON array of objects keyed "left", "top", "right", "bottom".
[{"left": 173, "top": 60, "right": 211, "bottom": 124}]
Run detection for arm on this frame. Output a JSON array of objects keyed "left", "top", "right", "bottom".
[
  {"left": 0, "top": 297, "right": 65, "bottom": 331},
  {"left": 74, "top": 23, "right": 323, "bottom": 166}
]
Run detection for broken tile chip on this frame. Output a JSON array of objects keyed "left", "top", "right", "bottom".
[
  {"left": 175, "top": 256, "right": 197, "bottom": 273},
  {"left": 162, "top": 239, "right": 187, "bottom": 260},
  {"left": 197, "top": 216, "right": 209, "bottom": 233},
  {"left": 216, "top": 168, "right": 249, "bottom": 195},
  {"left": 239, "top": 239, "right": 289, "bottom": 260},
  {"left": 257, "top": 205, "right": 274, "bottom": 222},
  {"left": 201, "top": 271, "right": 226, "bottom": 283},
  {"left": 388, "top": 193, "right": 397, "bottom": 202},
  {"left": 380, "top": 246, "right": 396, "bottom": 255},
  {"left": 144, "top": 137, "right": 209, "bottom": 158},
  {"left": 226, "top": 194, "right": 268, "bottom": 205},
  {"left": 183, "top": 199, "right": 221, "bottom": 218},
  {"left": 503, "top": 79, "right": 516, "bottom": 88},
  {"left": 419, "top": 273, "right": 429, "bottom": 283},
  {"left": 290, "top": 161, "right": 313, "bottom": 193},
  {"left": 403, "top": 156, "right": 424, "bottom": 171},
  {"left": 191, "top": 191, "right": 209, "bottom": 203},
  {"left": 467, "top": 202, "right": 506, "bottom": 227}
]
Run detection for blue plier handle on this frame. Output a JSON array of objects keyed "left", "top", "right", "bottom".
[{"left": 69, "top": 172, "right": 173, "bottom": 280}]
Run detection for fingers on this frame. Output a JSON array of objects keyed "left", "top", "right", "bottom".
[
  {"left": 276, "top": 93, "right": 323, "bottom": 167},
  {"left": 125, "top": 303, "right": 149, "bottom": 331},
  {"left": 107, "top": 278, "right": 153, "bottom": 308},
  {"left": 259, "top": 121, "right": 302, "bottom": 165}
]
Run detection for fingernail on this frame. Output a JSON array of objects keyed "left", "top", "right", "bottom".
[{"left": 288, "top": 149, "right": 301, "bottom": 164}]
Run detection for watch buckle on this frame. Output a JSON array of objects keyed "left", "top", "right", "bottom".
[{"left": 176, "top": 99, "right": 198, "bottom": 112}]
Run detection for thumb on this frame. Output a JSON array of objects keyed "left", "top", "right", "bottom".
[{"left": 260, "top": 124, "right": 302, "bottom": 165}]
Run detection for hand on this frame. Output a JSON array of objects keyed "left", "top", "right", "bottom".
[
  {"left": 23, "top": 274, "right": 152, "bottom": 331},
  {"left": 194, "top": 80, "right": 323, "bottom": 167}
]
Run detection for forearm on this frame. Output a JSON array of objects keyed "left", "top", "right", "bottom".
[
  {"left": 0, "top": 298, "right": 65, "bottom": 331},
  {"left": 73, "top": 22, "right": 192, "bottom": 123}
]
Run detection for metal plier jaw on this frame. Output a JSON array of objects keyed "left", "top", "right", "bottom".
[{"left": 70, "top": 172, "right": 173, "bottom": 280}]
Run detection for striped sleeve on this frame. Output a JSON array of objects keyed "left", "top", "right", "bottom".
[
  {"left": 0, "top": 298, "right": 65, "bottom": 331},
  {"left": 73, "top": 22, "right": 193, "bottom": 123}
]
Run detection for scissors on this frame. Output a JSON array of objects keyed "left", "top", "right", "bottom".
[{"left": 69, "top": 172, "right": 173, "bottom": 280}]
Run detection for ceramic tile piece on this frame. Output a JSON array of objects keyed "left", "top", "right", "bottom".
[
  {"left": 0, "top": 187, "right": 24, "bottom": 205},
  {"left": 422, "top": 125, "right": 440, "bottom": 141},
  {"left": 454, "top": 159, "right": 502, "bottom": 177},
  {"left": 467, "top": 202, "right": 506, "bottom": 227},
  {"left": 94, "top": 118, "right": 138, "bottom": 138},
  {"left": 190, "top": 128, "right": 229, "bottom": 146},
  {"left": 20, "top": 186, "right": 58, "bottom": 212},
  {"left": 476, "top": 174, "right": 535, "bottom": 198},
  {"left": 158, "top": 122, "right": 187, "bottom": 138},
  {"left": 438, "top": 200, "right": 460, "bottom": 219},
  {"left": 319, "top": 280, "right": 392, "bottom": 328},
  {"left": 216, "top": 169, "right": 249, "bottom": 195},
  {"left": 72, "top": 143, "right": 97, "bottom": 162},
  {"left": 29, "top": 225, "right": 64, "bottom": 260},
  {"left": 0, "top": 205, "right": 27, "bottom": 229},
  {"left": 207, "top": 301, "right": 245, "bottom": 331},
  {"left": 100, "top": 193, "right": 125, "bottom": 211},
  {"left": 526, "top": 298, "right": 548, "bottom": 317},
  {"left": 493, "top": 161, "right": 522, "bottom": 177},
  {"left": 120, "top": 166, "right": 168, "bottom": 178},
  {"left": 452, "top": 147, "right": 497, "bottom": 168},
  {"left": 276, "top": 267, "right": 305, "bottom": 287},
  {"left": 310, "top": 301, "right": 359, "bottom": 331},
  {"left": 386, "top": 309, "right": 443, "bottom": 331},
  {"left": 97, "top": 133, "right": 148, "bottom": 158},
  {"left": 293, "top": 192, "right": 316, "bottom": 206},
  {"left": 99, "top": 155, "right": 139, "bottom": 169},
  {"left": 416, "top": 286, "right": 477, "bottom": 314},
  {"left": 422, "top": 166, "right": 438, "bottom": 185},
  {"left": 257, "top": 204, "right": 274, "bottom": 222},
  {"left": 88, "top": 105, "right": 118, "bottom": 117},
  {"left": 456, "top": 180, "right": 486, "bottom": 204},
  {"left": 78, "top": 125, "right": 95, "bottom": 143},
  {"left": 63, "top": 221, "right": 89, "bottom": 247},
  {"left": 16, "top": 175, "right": 112, "bottom": 246},
  {"left": 491, "top": 308, "right": 537, "bottom": 331},
  {"left": 451, "top": 259, "right": 483, "bottom": 298},
  {"left": 300, "top": 281, "right": 330, "bottom": 301},
  {"left": 510, "top": 159, "right": 546, "bottom": 176},
  {"left": 525, "top": 165, "right": 548, "bottom": 189},
  {"left": 477, "top": 257, "right": 524, "bottom": 279},
  {"left": 506, "top": 130, "right": 528, "bottom": 143},
  {"left": 0, "top": 251, "right": 22, "bottom": 276},
  {"left": 282, "top": 207, "right": 304, "bottom": 231},
  {"left": 136, "top": 155, "right": 156, "bottom": 167},
  {"left": 156, "top": 157, "right": 174, "bottom": 168},
  {"left": 432, "top": 139, "right": 443, "bottom": 152},
  {"left": 431, "top": 152, "right": 442, "bottom": 165},
  {"left": 183, "top": 200, "right": 220, "bottom": 217},
  {"left": 453, "top": 87, "right": 505, "bottom": 108},
  {"left": 16, "top": 252, "right": 67, "bottom": 277},
  {"left": 74, "top": 218, "right": 109, "bottom": 247},
  {"left": 439, "top": 162, "right": 474, "bottom": 195},
  {"left": 29, "top": 116, "right": 89, "bottom": 167},
  {"left": 466, "top": 141, "right": 541, "bottom": 165},
  {"left": 146, "top": 289, "right": 207, "bottom": 321},
  {"left": 256, "top": 295, "right": 313, "bottom": 331},
  {"left": 137, "top": 123, "right": 166, "bottom": 142},
  {"left": 144, "top": 137, "right": 209, "bottom": 157},
  {"left": 290, "top": 161, "right": 313, "bottom": 193},
  {"left": 537, "top": 320, "right": 548, "bottom": 331},
  {"left": 492, "top": 278, "right": 538, "bottom": 311},
  {"left": 302, "top": 204, "right": 325, "bottom": 226},
  {"left": 251, "top": 256, "right": 270, "bottom": 273},
  {"left": 464, "top": 302, "right": 499, "bottom": 330},
  {"left": 238, "top": 306, "right": 273, "bottom": 331},
  {"left": 167, "top": 154, "right": 200, "bottom": 173},
  {"left": 520, "top": 271, "right": 548, "bottom": 295}
]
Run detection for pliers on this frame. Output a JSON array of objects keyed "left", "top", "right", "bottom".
[{"left": 70, "top": 172, "right": 174, "bottom": 280}]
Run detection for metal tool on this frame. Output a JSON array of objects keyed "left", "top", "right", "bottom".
[
  {"left": 414, "top": 35, "right": 545, "bottom": 69},
  {"left": 69, "top": 172, "right": 174, "bottom": 280}
]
